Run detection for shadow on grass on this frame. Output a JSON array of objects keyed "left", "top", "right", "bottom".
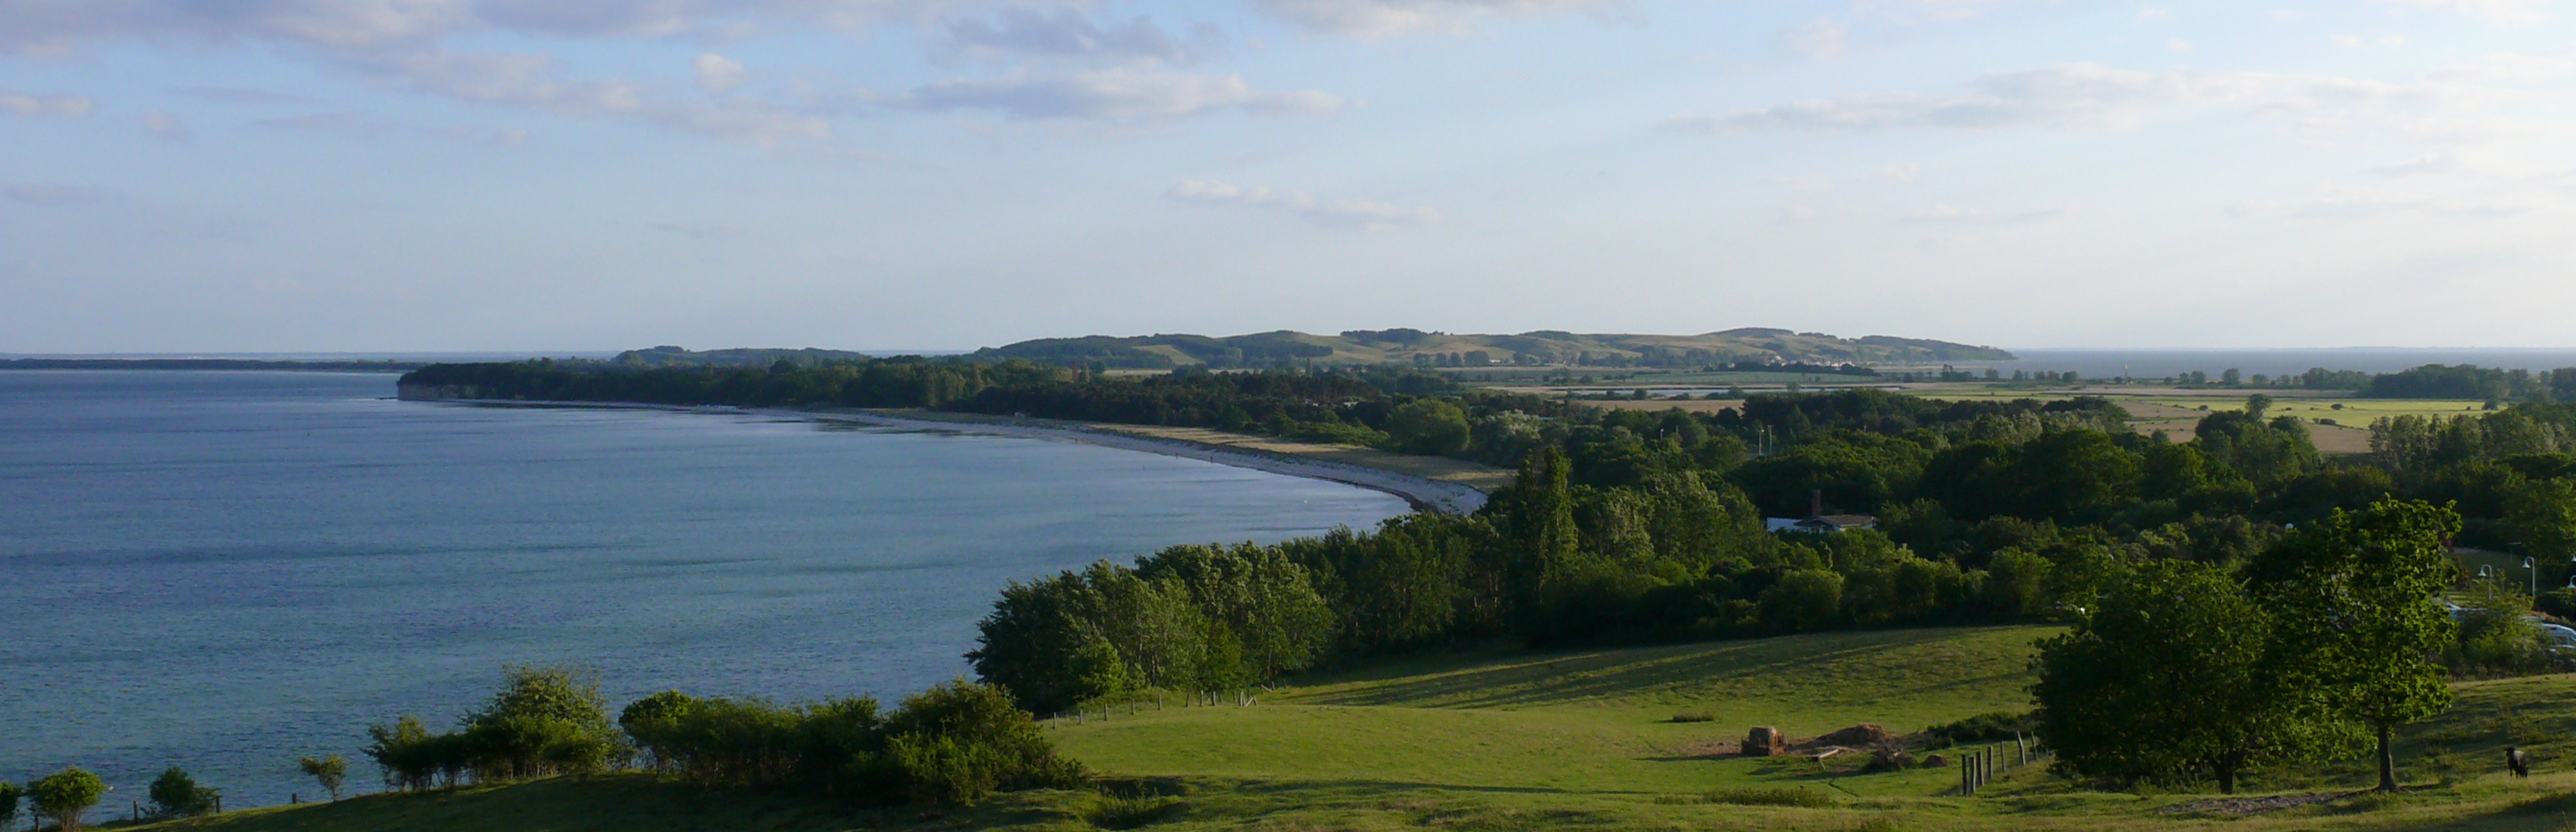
[
  {"left": 1290, "top": 628, "right": 2041, "bottom": 712},
  {"left": 157, "top": 774, "right": 1079, "bottom": 832}
]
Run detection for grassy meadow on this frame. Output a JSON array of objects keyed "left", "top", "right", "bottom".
[{"left": 119, "top": 625, "right": 2576, "bottom": 832}]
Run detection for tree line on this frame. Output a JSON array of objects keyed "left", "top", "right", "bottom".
[{"left": 361, "top": 666, "right": 1081, "bottom": 807}]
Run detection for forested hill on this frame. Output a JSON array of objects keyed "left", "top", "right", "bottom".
[{"left": 972, "top": 329, "right": 2014, "bottom": 370}]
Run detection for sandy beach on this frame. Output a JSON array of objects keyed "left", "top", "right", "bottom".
[{"left": 409, "top": 393, "right": 1489, "bottom": 515}]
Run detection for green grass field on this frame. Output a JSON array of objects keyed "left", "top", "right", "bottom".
[{"left": 124, "top": 626, "right": 2576, "bottom": 832}]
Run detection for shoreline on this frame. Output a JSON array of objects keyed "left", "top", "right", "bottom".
[{"left": 413, "top": 397, "right": 1488, "bottom": 515}]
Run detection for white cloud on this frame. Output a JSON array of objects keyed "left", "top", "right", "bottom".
[
  {"left": 941, "top": 8, "right": 1217, "bottom": 64},
  {"left": 341, "top": 48, "right": 829, "bottom": 142},
  {"left": 0, "top": 89, "right": 94, "bottom": 116},
  {"left": 1661, "top": 61, "right": 2516, "bottom": 135},
  {"left": 0, "top": 1, "right": 965, "bottom": 57},
  {"left": 2365, "top": 0, "right": 2555, "bottom": 27},
  {"left": 693, "top": 53, "right": 745, "bottom": 92},
  {"left": 3, "top": 184, "right": 108, "bottom": 206},
  {"left": 2427, "top": 52, "right": 2576, "bottom": 84},
  {"left": 900, "top": 69, "right": 1346, "bottom": 121},
  {"left": 1903, "top": 204, "right": 2065, "bottom": 223},
  {"left": 1249, "top": 0, "right": 1619, "bottom": 36},
  {"left": 1167, "top": 180, "right": 1440, "bottom": 230},
  {"left": 1778, "top": 18, "right": 1847, "bottom": 60},
  {"left": 139, "top": 109, "right": 187, "bottom": 140},
  {"left": 2165, "top": 37, "right": 2194, "bottom": 53},
  {"left": 2332, "top": 34, "right": 2410, "bottom": 50}
]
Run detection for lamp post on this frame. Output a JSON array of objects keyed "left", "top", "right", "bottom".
[{"left": 2527, "top": 557, "right": 2540, "bottom": 596}]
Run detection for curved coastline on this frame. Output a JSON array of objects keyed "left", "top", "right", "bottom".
[{"left": 410, "top": 396, "right": 1488, "bottom": 516}]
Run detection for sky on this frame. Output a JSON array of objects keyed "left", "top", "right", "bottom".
[{"left": 3, "top": 0, "right": 2573, "bottom": 353}]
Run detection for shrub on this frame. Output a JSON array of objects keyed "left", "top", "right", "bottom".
[
  {"left": 1923, "top": 712, "right": 2036, "bottom": 747},
  {"left": 298, "top": 755, "right": 348, "bottom": 801},
  {"left": 148, "top": 767, "right": 218, "bottom": 818},
  {"left": 885, "top": 679, "right": 1088, "bottom": 804},
  {"left": 1700, "top": 786, "right": 1832, "bottom": 807},
  {"left": 31, "top": 768, "right": 105, "bottom": 832},
  {"left": 1084, "top": 795, "right": 1183, "bottom": 829},
  {"left": 0, "top": 780, "right": 22, "bottom": 829},
  {"left": 619, "top": 679, "right": 1077, "bottom": 807},
  {"left": 2451, "top": 580, "right": 2553, "bottom": 676}
]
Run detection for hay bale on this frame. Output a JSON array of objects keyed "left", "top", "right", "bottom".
[
  {"left": 1742, "top": 726, "right": 1788, "bottom": 757},
  {"left": 1922, "top": 753, "right": 1949, "bottom": 768}
]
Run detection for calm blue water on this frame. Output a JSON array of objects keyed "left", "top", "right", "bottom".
[{"left": 0, "top": 371, "right": 1405, "bottom": 807}]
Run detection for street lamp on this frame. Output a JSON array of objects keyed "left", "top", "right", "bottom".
[{"left": 2527, "top": 557, "right": 2540, "bottom": 596}]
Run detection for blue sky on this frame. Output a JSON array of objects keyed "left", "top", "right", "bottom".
[{"left": 3, "top": 0, "right": 2572, "bottom": 352}]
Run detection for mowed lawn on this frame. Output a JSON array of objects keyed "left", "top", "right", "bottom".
[{"left": 1052, "top": 627, "right": 2055, "bottom": 798}]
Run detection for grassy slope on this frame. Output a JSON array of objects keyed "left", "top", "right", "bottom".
[
  {"left": 983, "top": 330, "right": 2014, "bottom": 368},
  {"left": 1055, "top": 627, "right": 2048, "bottom": 797},
  {"left": 135, "top": 628, "right": 2576, "bottom": 832}
]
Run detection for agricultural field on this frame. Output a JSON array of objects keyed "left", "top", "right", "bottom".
[
  {"left": 136, "top": 626, "right": 2576, "bottom": 832},
  {"left": 1561, "top": 383, "right": 2499, "bottom": 457}
]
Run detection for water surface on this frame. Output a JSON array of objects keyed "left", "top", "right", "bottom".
[{"left": 0, "top": 371, "right": 1405, "bottom": 805}]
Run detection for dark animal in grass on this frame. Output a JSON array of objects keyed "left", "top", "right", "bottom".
[{"left": 2507, "top": 746, "right": 2529, "bottom": 778}]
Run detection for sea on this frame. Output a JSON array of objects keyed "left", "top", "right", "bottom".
[{"left": 0, "top": 371, "right": 1406, "bottom": 807}]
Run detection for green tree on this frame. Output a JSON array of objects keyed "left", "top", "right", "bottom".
[
  {"left": 1384, "top": 399, "right": 1472, "bottom": 456},
  {"left": 297, "top": 755, "right": 348, "bottom": 801},
  {"left": 2034, "top": 560, "right": 2343, "bottom": 793},
  {"left": 1066, "top": 640, "right": 1133, "bottom": 704},
  {"left": 31, "top": 767, "right": 106, "bottom": 832},
  {"left": 2250, "top": 498, "right": 2461, "bottom": 791},
  {"left": 148, "top": 767, "right": 218, "bottom": 818},
  {"left": 0, "top": 780, "right": 22, "bottom": 829},
  {"left": 466, "top": 664, "right": 623, "bottom": 779},
  {"left": 1758, "top": 569, "right": 1843, "bottom": 631},
  {"left": 2506, "top": 475, "right": 2576, "bottom": 563}
]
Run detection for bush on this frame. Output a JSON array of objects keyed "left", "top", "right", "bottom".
[
  {"left": 2538, "top": 586, "right": 2576, "bottom": 621},
  {"left": 0, "top": 780, "right": 22, "bottom": 829},
  {"left": 31, "top": 768, "right": 105, "bottom": 832},
  {"left": 148, "top": 767, "right": 218, "bottom": 818},
  {"left": 1923, "top": 711, "right": 2036, "bottom": 747},
  {"left": 1084, "top": 794, "right": 1184, "bottom": 829},
  {"left": 885, "top": 679, "right": 1088, "bottom": 804},
  {"left": 297, "top": 755, "right": 348, "bottom": 801},
  {"left": 2451, "top": 580, "right": 2553, "bottom": 676},
  {"left": 620, "top": 679, "right": 1079, "bottom": 807},
  {"left": 1701, "top": 786, "right": 1833, "bottom": 807}
]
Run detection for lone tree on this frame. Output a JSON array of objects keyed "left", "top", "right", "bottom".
[
  {"left": 2249, "top": 498, "right": 2461, "bottom": 792},
  {"left": 2033, "top": 559, "right": 2347, "bottom": 793},
  {"left": 298, "top": 755, "right": 348, "bottom": 801},
  {"left": 148, "top": 767, "right": 218, "bottom": 818},
  {"left": 31, "top": 767, "right": 105, "bottom": 832}
]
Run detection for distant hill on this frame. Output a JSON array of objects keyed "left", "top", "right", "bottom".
[
  {"left": 608, "top": 346, "right": 874, "bottom": 368},
  {"left": 970, "top": 329, "right": 2013, "bottom": 370}
]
